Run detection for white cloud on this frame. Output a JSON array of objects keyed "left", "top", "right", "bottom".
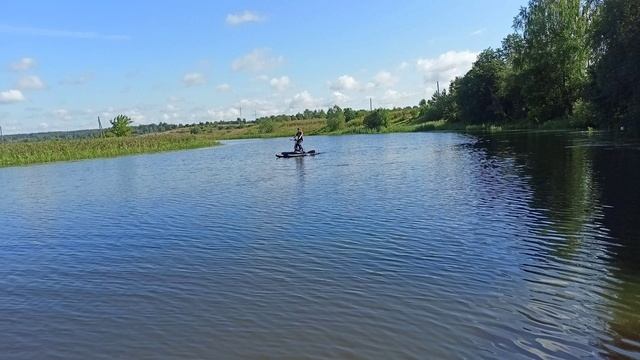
[
  {"left": 232, "top": 48, "right": 283, "bottom": 73},
  {"left": 10, "top": 57, "right": 36, "bottom": 71},
  {"left": 380, "top": 89, "right": 414, "bottom": 107},
  {"left": 216, "top": 83, "right": 232, "bottom": 92},
  {"left": 373, "top": 71, "right": 398, "bottom": 88},
  {"left": 226, "top": 11, "right": 265, "bottom": 25},
  {"left": 17, "top": 75, "right": 45, "bottom": 90},
  {"left": 207, "top": 107, "right": 241, "bottom": 121},
  {"left": 0, "top": 24, "right": 129, "bottom": 40},
  {"left": 270, "top": 76, "right": 290, "bottom": 91},
  {"left": 329, "top": 75, "right": 360, "bottom": 91},
  {"left": 287, "top": 91, "right": 320, "bottom": 110},
  {"left": 470, "top": 28, "right": 485, "bottom": 36},
  {"left": 183, "top": 72, "right": 206, "bottom": 87},
  {"left": 0, "top": 89, "right": 25, "bottom": 104},
  {"left": 398, "top": 61, "right": 409, "bottom": 71},
  {"left": 331, "top": 91, "right": 350, "bottom": 105},
  {"left": 416, "top": 50, "right": 478, "bottom": 85}
]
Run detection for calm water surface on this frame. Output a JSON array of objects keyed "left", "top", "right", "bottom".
[{"left": 1, "top": 132, "right": 639, "bottom": 359}]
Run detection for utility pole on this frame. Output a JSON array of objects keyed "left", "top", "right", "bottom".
[
  {"left": 369, "top": 97, "right": 373, "bottom": 111},
  {"left": 239, "top": 106, "right": 242, "bottom": 120},
  {"left": 97, "top": 116, "right": 103, "bottom": 137}
]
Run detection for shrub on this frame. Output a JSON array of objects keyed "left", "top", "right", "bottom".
[
  {"left": 363, "top": 109, "right": 389, "bottom": 130},
  {"left": 110, "top": 115, "right": 133, "bottom": 137},
  {"left": 326, "top": 107, "right": 345, "bottom": 131},
  {"left": 258, "top": 120, "right": 275, "bottom": 133}
]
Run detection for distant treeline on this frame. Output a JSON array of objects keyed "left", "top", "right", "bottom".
[{"left": 3, "top": 122, "right": 181, "bottom": 142}]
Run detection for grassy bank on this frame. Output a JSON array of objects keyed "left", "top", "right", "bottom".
[
  {"left": 178, "top": 108, "right": 584, "bottom": 140},
  {"left": 0, "top": 133, "right": 219, "bottom": 168}
]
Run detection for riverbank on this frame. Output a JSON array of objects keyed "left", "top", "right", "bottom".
[
  {"left": 0, "top": 115, "right": 590, "bottom": 168},
  {"left": 174, "top": 113, "right": 589, "bottom": 140},
  {"left": 0, "top": 133, "right": 219, "bottom": 168}
]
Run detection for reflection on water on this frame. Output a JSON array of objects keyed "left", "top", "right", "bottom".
[
  {"left": 0, "top": 132, "right": 638, "bottom": 359},
  {"left": 472, "top": 132, "right": 640, "bottom": 358}
]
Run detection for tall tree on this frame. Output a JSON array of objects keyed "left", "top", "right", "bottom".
[
  {"left": 513, "top": 0, "right": 590, "bottom": 122},
  {"left": 588, "top": 0, "right": 640, "bottom": 130},
  {"left": 455, "top": 48, "right": 507, "bottom": 124}
]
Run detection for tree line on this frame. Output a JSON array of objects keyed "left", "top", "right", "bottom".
[{"left": 419, "top": 0, "right": 639, "bottom": 132}]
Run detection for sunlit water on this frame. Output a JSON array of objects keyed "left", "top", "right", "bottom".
[{"left": 1, "top": 132, "right": 639, "bottom": 359}]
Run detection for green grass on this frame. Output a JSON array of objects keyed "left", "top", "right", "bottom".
[{"left": 0, "top": 133, "right": 219, "bottom": 167}]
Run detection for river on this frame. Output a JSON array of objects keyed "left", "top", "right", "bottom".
[{"left": 1, "top": 132, "right": 638, "bottom": 359}]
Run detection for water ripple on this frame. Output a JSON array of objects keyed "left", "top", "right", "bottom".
[{"left": 0, "top": 132, "right": 638, "bottom": 359}]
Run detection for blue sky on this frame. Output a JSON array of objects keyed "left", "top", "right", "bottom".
[{"left": 0, "top": 0, "right": 526, "bottom": 134}]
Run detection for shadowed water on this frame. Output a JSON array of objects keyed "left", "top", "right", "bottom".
[{"left": 0, "top": 132, "right": 639, "bottom": 359}]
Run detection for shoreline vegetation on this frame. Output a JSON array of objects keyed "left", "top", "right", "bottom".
[
  {"left": 0, "top": 115, "right": 593, "bottom": 168},
  {"left": 0, "top": 133, "right": 219, "bottom": 168},
  {"left": 1, "top": 0, "right": 638, "bottom": 168}
]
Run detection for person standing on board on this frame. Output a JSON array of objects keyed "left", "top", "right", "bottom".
[{"left": 293, "top": 128, "right": 304, "bottom": 152}]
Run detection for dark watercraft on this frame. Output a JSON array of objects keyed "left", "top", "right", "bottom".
[{"left": 276, "top": 150, "right": 318, "bottom": 158}]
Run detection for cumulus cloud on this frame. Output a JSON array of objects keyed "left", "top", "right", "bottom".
[
  {"left": 17, "top": 75, "right": 46, "bottom": 90},
  {"left": 373, "top": 71, "right": 398, "bottom": 88},
  {"left": 269, "top": 76, "right": 290, "bottom": 91},
  {"left": 226, "top": 11, "right": 265, "bottom": 25},
  {"left": 416, "top": 50, "right": 478, "bottom": 85},
  {"left": 206, "top": 107, "right": 241, "bottom": 121},
  {"left": 379, "top": 89, "right": 415, "bottom": 107},
  {"left": 183, "top": 72, "right": 206, "bottom": 87},
  {"left": 10, "top": 57, "right": 36, "bottom": 71},
  {"left": 287, "top": 91, "right": 320, "bottom": 110},
  {"left": 216, "top": 83, "right": 232, "bottom": 92},
  {"left": 232, "top": 48, "right": 283, "bottom": 73},
  {"left": 0, "top": 89, "right": 25, "bottom": 104},
  {"left": 331, "top": 91, "right": 350, "bottom": 105},
  {"left": 329, "top": 75, "right": 360, "bottom": 91}
]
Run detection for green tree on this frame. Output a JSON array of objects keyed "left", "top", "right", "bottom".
[
  {"left": 343, "top": 107, "right": 357, "bottom": 122},
  {"left": 364, "top": 109, "right": 389, "bottom": 129},
  {"left": 513, "top": 0, "right": 590, "bottom": 122},
  {"left": 419, "top": 82, "right": 458, "bottom": 122},
  {"left": 455, "top": 48, "right": 507, "bottom": 124},
  {"left": 498, "top": 34, "right": 528, "bottom": 121},
  {"left": 588, "top": 0, "right": 640, "bottom": 131},
  {"left": 110, "top": 115, "right": 133, "bottom": 137},
  {"left": 326, "top": 105, "right": 345, "bottom": 131}
]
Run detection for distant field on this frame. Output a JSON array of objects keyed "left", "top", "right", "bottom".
[{"left": 0, "top": 133, "right": 219, "bottom": 167}]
